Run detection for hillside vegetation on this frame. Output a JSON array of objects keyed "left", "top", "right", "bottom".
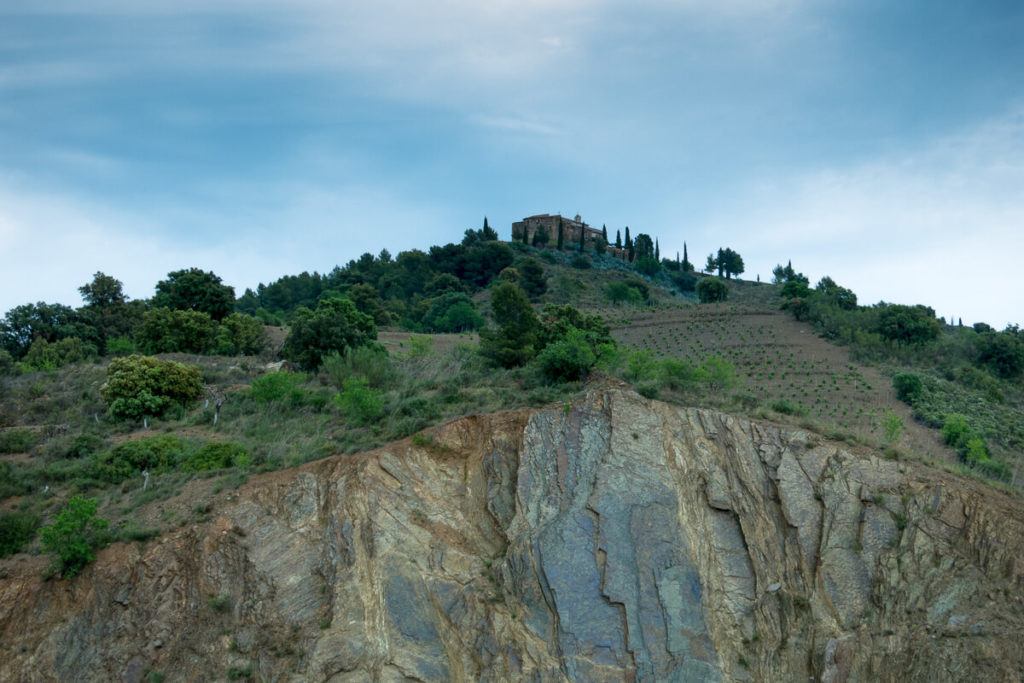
[{"left": 1, "top": 218, "right": 1021, "bottom": 578}]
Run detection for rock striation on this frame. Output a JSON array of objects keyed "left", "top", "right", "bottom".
[{"left": 1, "top": 384, "right": 1022, "bottom": 682}]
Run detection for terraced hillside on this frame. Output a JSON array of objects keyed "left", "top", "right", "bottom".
[{"left": 601, "top": 281, "right": 957, "bottom": 464}]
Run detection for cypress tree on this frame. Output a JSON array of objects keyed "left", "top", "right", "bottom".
[
  {"left": 655, "top": 239, "right": 660, "bottom": 261},
  {"left": 522, "top": 226, "right": 529, "bottom": 244},
  {"left": 557, "top": 218, "right": 564, "bottom": 250},
  {"left": 625, "top": 226, "right": 631, "bottom": 247},
  {"left": 615, "top": 229, "right": 622, "bottom": 249},
  {"left": 682, "top": 242, "right": 691, "bottom": 272},
  {"left": 578, "top": 222, "right": 586, "bottom": 252},
  {"left": 602, "top": 224, "right": 608, "bottom": 242}
]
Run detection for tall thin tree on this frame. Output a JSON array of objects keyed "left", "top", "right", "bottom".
[{"left": 557, "top": 217, "right": 565, "bottom": 250}]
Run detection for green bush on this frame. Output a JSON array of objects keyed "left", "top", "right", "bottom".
[
  {"left": 322, "top": 346, "right": 395, "bottom": 389},
  {"left": 876, "top": 304, "right": 941, "bottom": 345},
  {"left": 63, "top": 433, "right": 106, "bottom": 459},
  {"left": 941, "top": 414, "right": 972, "bottom": 451},
  {"left": 605, "top": 281, "right": 648, "bottom": 306},
  {"left": 40, "top": 495, "right": 110, "bottom": 577},
  {"left": 215, "top": 313, "right": 268, "bottom": 356},
  {"left": 0, "top": 348, "right": 14, "bottom": 375},
  {"left": 536, "top": 328, "right": 598, "bottom": 382},
  {"left": 672, "top": 272, "right": 697, "bottom": 293},
  {"left": 479, "top": 282, "right": 539, "bottom": 368},
  {"left": 0, "top": 428, "right": 37, "bottom": 454},
  {"left": 420, "top": 293, "right": 484, "bottom": 333},
  {"left": 23, "top": 337, "right": 98, "bottom": 371},
  {"left": 92, "top": 436, "right": 188, "bottom": 482},
  {"left": 0, "top": 461, "right": 32, "bottom": 499},
  {"left": 283, "top": 296, "right": 377, "bottom": 370},
  {"left": 771, "top": 399, "right": 808, "bottom": 417},
  {"left": 892, "top": 373, "right": 923, "bottom": 404},
  {"left": 882, "top": 411, "right": 903, "bottom": 443},
  {"left": 136, "top": 307, "right": 218, "bottom": 354},
  {"left": 571, "top": 255, "right": 592, "bottom": 270},
  {"left": 696, "top": 277, "right": 729, "bottom": 303},
  {"left": 101, "top": 355, "right": 205, "bottom": 421},
  {"left": 105, "top": 336, "right": 137, "bottom": 356},
  {"left": 335, "top": 378, "right": 385, "bottom": 426},
  {"left": 0, "top": 511, "right": 39, "bottom": 557},
  {"left": 185, "top": 442, "right": 250, "bottom": 471},
  {"left": 249, "top": 371, "right": 307, "bottom": 403},
  {"left": 657, "top": 358, "right": 700, "bottom": 390},
  {"left": 698, "top": 356, "right": 736, "bottom": 391}
]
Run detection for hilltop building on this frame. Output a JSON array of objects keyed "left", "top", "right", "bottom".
[{"left": 511, "top": 213, "right": 628, "bottom": 259}]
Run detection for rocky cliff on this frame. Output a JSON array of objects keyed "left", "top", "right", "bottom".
[{"left": 1, "top": 384, "right": 1022, "bottom": 682}]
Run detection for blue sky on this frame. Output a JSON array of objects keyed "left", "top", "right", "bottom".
[{"left": 1, "top": 0, "right": 1022, "bottom": 325}]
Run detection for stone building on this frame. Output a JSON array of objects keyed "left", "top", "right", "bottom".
[{"left": 510, "top": 214, "right": 627, "bottom": 259}]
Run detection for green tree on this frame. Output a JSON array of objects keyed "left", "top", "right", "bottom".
[
  {"left": 214, "top": 313, "right": 268, "bottom": 355},
  {"left": 892, "top": 373, "right": 923, "bottom": 404},
  {"left": 602, "top": 225, "right": 608, "bottom": 242},
  {"left": 519, "top": 259, "right": 548, "bottom": 301},
  {"left": 615, "top": 229, "right": 622, "bottom": 249},
  {"left": 421, "top": 292, "right": 484, "bottom": 332},
  {"left": 704, "top": 253, "right": 717, "bottom": 274},
  {"left": 479, "top": 282, "right": 539, "bottom": 367},
  {"left": 78, "top": 272, "right": 125, "bottom": 308},
  {"left": 633, "top": 234, "right": 655, "bottom": 260},
  {"left": 876, "top": 304, "right": 941, "bottom": 345},
  {"left": 283, "top": 296, "right": 377, "bottom": 370},
  {"left": 40, "top": 496, "right": 110, "bottom": 577},
  {"left": 557, "top": 218, "right": 564, "bottom": 250},
  {"left": 976, "top": 329, "right": 1024, "bottom": 379},
  {"left": 101, "top": 355, "right": 205, "bottom": 421},
  {"left": 682, "top": 242, "right": 693, "bottom": 272},
  {"left": 717, "top": 248, "right": 744, "bottom": 279},
  {"left": 23, "top": 337, "right": 97, "bottom": 371},
  {"left": 532, "top": 225, "right": 550, "bottom": 247},
  {"left": 536, "top": 328, "right": 597, "bottom": 382},
  {"left": 0, "top": 302, "right": 96, "bottom": 359},
  {"left": 347, "top": 283, "right": 391, "bottom": 325},
  {"left": 655, "top": 239, "right": 660, "bottom": 262},
  {"left": 697, "top": 277, "right": 729, "bottom": 303},
  {"left": 136, "top": 308, "right": 218, "bottom": 354},
  {"left": 153, "top": 268, "right": 235, "bottom": 321}
]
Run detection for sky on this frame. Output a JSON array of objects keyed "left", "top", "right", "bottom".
[{"left": 1, "top": 0, "right": 1022, "bottom": 326}]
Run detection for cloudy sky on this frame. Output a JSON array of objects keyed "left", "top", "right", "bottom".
[{"left": 1, "top": 0, "right": 1022, "bottom": 325}]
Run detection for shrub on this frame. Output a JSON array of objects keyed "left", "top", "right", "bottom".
[
  {"left": 215, "top": 313, "right": 268, "bottom": 356},
  {"left": 771, "top": 399, "right": 808, "bottom": 417},
  {"left": 0, "top": 511, "right": 38, "bottom": 557},
  {"left": 876, "top": 304, "right": 941, "bottom": 345},
  {"left": 136, "top": 307, "right": 218, "bottom": 354},
  {"left": 658, "top": 358, "right": 700, "bottom": 391},
  {"left": 185, "top": 442, "right": 250, "bottom": 471},
  {"left": 23, "top": 337, "right": 98, "bottom": 371},
  {"left": 571, "top": 255, "right": 592, "bottom": 270},
  {"left": 334, "top": 378, "right": 385, "bottom": 426},
  {"left": 40, "top": 496, "right": 110, "bottom": 577},
  {"left": 0, "top": 348, "right": 14, "bottom": 375},
  {"left": 696, "top": 277, "right": 729, "bottom": 303},
  {"left": 282, "top": 296, "right": 377, "bottom": 370},
  {"left": 698, "top": 356, "right": 736, "bottom": 391},
  {"left": 63, "top": 433, "right": 106, "bottom": 459},
  {"left": 249, "top": 371, "right": 307, "bottom": 403},
  {"left": 105, "top": 336, "right": 137, "bottom": 356},
  {"left": 941, "top": 414, "right": 972, "bottom": 451},
  {"left": 536, "top": 328, "right": 598, "bottom": 382},
  {"left": 322, "top": 346, "right": 395, "bottom": 389},
  {"left": 92, "top": 436, "right": 188, "bottom": 482},
  {"left": 975, "top": 330, "right": 1024, "bottom": 379},
  {"left": 420, "top": 293, "right": 484, "bottom": 333},
  {"left": 672, "top": 272, "right": 697, "bottom": 293},
  {"left": 0, "top": 461, "right": 32, "bottom": 499},
  {"left": 634, "top": 256, "right": 660, "bottom": 276},
  {"left": 0, "top": 428, "right": 37, "bottom": 454},
  {"left": 882, "top": 411, "right": 903, "bottom": 443},
  {"left": 892, "top": 373, "right": 923, "bottom": 404},
  {"left": 605, "top": 281, "right": 648, "bottom": 306},
  {"left": 101, "top": 355, "right": 204, "bottom": 421}
]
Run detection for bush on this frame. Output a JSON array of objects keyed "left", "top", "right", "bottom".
[
  {"left": 892, "top": 373, "right": 923, "bottom": 404},
  {"left": 882, "top": 411, "right": 903, "bottom": 443},
  {"left": 975, "top": 330, "right": 1024, "bottom": 379},
  {"left": 698, "top": 356, "right": 736, "bottom": 390},
  {"left": 941, "top": 414, "right": 972, "bottom": 451},
  {"left": 771, "top": 399, "right": 808, "bottom": 417},
  {"left": 282, "top": 296, "right": 377, "bottom": 370},
  {"left": 63, "top": 433, "right": 106, "bottom": 459},
  {"left": 40, "top": 496, "right": 110, "bottom": 577},
  {"left": 0, "top": 348, "right": 14, "bottom": 375},
  {"left": 0, "top": 428, "right": 37, "bottom": 454},
  {"left": 185, "top": 442, "right": 250, "bottom": 471},
  {"left": 105, "top": 336, "right": 137, "bottom": 356},
  {"left": 215, "top": 313, "right": 268, "bottom": 356},
  {"left": 334, "top": 378, "right": 385, "bottom": 426},
  {"left": 101, "top": 355, "right": 205, "bottom": 421},
  {"left": 92, "top": 436, "right": 188, "bottom": 482},
  {"left": 23, "top": 337, "right": 98, "bottom": 371},
  {"left": 420, "top": 293, "right": 484, "bottom": 333},
  {"left": 696, "top": 277, "right": 729, "bottom": 303},
  {"left": 634, "top": 256, "right": 660, "bottom": 276},
  {"left": 136, "top": 308, "right": 218, "bottom": 354},
  {"left": 672, "top": 272, "right": 697, "bottom": 293},
  {"left": 0, "top": 461, "right": 32, "bottom": 499},
  {"left": 323, "top": 346, "right": 395, "bottom": 389},
  {"left": 876, "top": 304, "right": 941, "bottom": 345},
  {"left": 249, "top": 371, "right": 307, "bottom": 403},
  {"left": 571, "top": 255, "right": 592, "bottom": 270},
  {"left": 536, "top": 328, "right": 598, "bottom": 382},
  {"left": 605, "top": 281, "right": 648, "bottom": 306},
  {"left": 0, "top": 511, "right": 38, "bottom": 557}
]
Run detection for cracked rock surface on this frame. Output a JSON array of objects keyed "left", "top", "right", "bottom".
[{"left": 1, "top": 384, "right": 1022, "bottom": 681}]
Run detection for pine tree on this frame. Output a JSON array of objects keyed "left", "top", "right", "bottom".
[
  {"left": 716, "top": 248, "right": 725, "bottom": 277},
  {"left": 615, "top": 229, "right": 622, "bottom": 249},
  {"left": 557, "top": 218, "right": 564, "bottom": 250}
]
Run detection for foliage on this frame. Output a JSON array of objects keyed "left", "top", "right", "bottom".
[
  {"left": 153, "top": 268, "right": 235, "bottom": 321},
  {"left": 1, "top": 302, "right": 97, "bottom": 359},
  {"left": 92, "top": 436, "right": 188, "bottom": 482},
  {"left": 282, "top": 296, "right": 377, "bottom": 370},
  {"left": 184, "top": 442, "right": 250, "bottom": 471},
  {"left": 40, "top": 496, "right": 110, "bottom": 577},
  {"left": 346, "top": 283, "right": 392, "bottom": 325},
  {"left": 876, "top": 304, "right": 941, "bottom": 345},
  {"left": 23, "top": 336, "right": 98, "bottom": 371},
  {"left": 335, "top": 378, "right": 385, "bottom": 425},
  {"left": 420, "top": 293, "right": 484, "bottom": 333},
  {"left": 634, "top": 257, "right": 660, "bottom": 276},
  {"left": 479, "top": 282, "right": 539, "bottom": 368},
  {"left": 536, "top": 328, "right": 599, "bottom": 382},
  {"left": 715, "top": 248, "right": 745, "bottom": 279},
  {"left": 137, "top": 308, "right": 218, "bottom": 354},
  {"left": 101, "top": 355, "right": 205, "bottom": 421},
  {"left": 249, "top": 371, "right": 308, "bottom": 403},
  {"left": 322, "top": 345, "right": 395, "bottom": 389},
  {"left": 696, "top": 277, "right": 729, "bottom": 303},
  {"left": 0, "top": 348, "right": 13, "bottom": 375},
  {"left": 975, "top": 329, "right": 1024, "bottom": 379},
  {"left": 882, "top": 411, "right": 903, "bottom": 443},
  {"left": 604, "top": 280, "right": 650, "bottom": 306},
  {"left": 0, "top": 428, "right": 38, "bottom": 454},
  {"left": 892, "top": 373, "right": 924, "bottom": 404},
  {"left": 214, "top": 313, "right": 268, "bottom": 356},
  {"left": 771, "top": 399, "right": 808, "bottom": 416},
  {"left": 571, "top": 255, "right": 593, "bottom": 270},
  {"left": 672, "top": 271, "right": 697, "bottom": 293},
  {"left": 0, "top": 511, "right": 39, "bottom": 557},
  {"left": 816, "top": 277, "right": 858, "bottom": 310},
  {"left": 518, "top": 259, "right": 548, "bottom": 301},
  {"left": 106, "top": 336, "right": 137, "bottom": 356}
]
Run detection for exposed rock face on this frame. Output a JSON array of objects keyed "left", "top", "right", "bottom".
[{"left": 2, "top": 385, "right": 1023, "bottom": 682}]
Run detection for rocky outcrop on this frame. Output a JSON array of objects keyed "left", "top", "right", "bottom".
[{"left": 1, "top": 384, "right": 1022, "bottom": 682}]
